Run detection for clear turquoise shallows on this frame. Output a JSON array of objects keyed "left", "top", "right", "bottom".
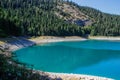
[{"left": 13, "top": 40, "right": 120, "bottom": 79}]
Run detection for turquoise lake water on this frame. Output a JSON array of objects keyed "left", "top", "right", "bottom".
[{"left": 13, "top": 40, "right": 120, "bottom": 79}]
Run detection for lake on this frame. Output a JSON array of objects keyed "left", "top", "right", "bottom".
[{"left": 13, "top": 40, "right": 120, "bottom": 79}]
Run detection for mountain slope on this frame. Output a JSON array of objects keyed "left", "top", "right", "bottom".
[
  {"left": 55, "top": 2, "right": 93, "bottom": 26},
  {"left": 0, "top": 0, "right": 120, "bottom": 37},
  {"left": 72, "top": 2, "right": 120, "bottom": 36},
  {"left": 0, "top": 0, "right": 87, "bottom": 37}
]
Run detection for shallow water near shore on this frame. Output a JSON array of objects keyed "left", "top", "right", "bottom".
[{"left": 13, "top": 40, "right": 120, "bottom": 79}]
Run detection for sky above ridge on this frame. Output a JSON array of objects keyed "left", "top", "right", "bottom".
[{"left": 72, "top": 0, "right": 120, "bottom": 15}]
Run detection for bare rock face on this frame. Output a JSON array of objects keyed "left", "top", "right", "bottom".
[{"left": 55, "top": 3, "right": 93, "bottom": 27}]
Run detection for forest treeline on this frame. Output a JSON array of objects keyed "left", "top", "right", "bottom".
[
  {"left": 70, "top": 2, "right": 120, "bottom": 36},
  {"left": 0, "top": 0, "right": 87, "bottom": 37},
  {"left": 0, "top": 0, "right": 120, "bottom": 37}
]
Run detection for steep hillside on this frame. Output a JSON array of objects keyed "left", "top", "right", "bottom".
[
  {"left": 0, "top": 0, "right": 87, "bottom": 37},
  {"left": 70, "top": 2, "right": 120, "bottom": 36},
  {"left": 55, "top": 2, "right": 93, "bottom": 26},
  {"left": 0, "top": 0, "right": 120, "bottom": 37},
  {"left": 56, "top": 1, "right": 120, "bottom": 36}
]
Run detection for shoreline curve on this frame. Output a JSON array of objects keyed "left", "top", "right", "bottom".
[{"left": 0, "top": 36, "right": 117, "bottom": 80}]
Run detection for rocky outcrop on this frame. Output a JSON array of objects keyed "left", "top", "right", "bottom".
[
  {"left": 0, "top": 37, "right": 35, "bottom": 51},
  {"left": 55, "top": 3, "right": 93, "bottom": 26}
]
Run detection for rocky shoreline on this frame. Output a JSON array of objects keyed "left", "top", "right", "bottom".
[
  {"left": 1, "top": 36, "right": 120, "bottom": 51},
  {"left": 0, "top": 36, "right": 115, "bottom": 80},
  {"left": 45, "top": 72, "right": 113, "bottom": 80},
  {"left": 0, "top": 36, "right": 86, "bottom": 51},
  {"left": 0, "top": 50, "right": 113, "bottom": 80},
  {"left": 89, "top": 36, "right": 120, "bottom": 41}
]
